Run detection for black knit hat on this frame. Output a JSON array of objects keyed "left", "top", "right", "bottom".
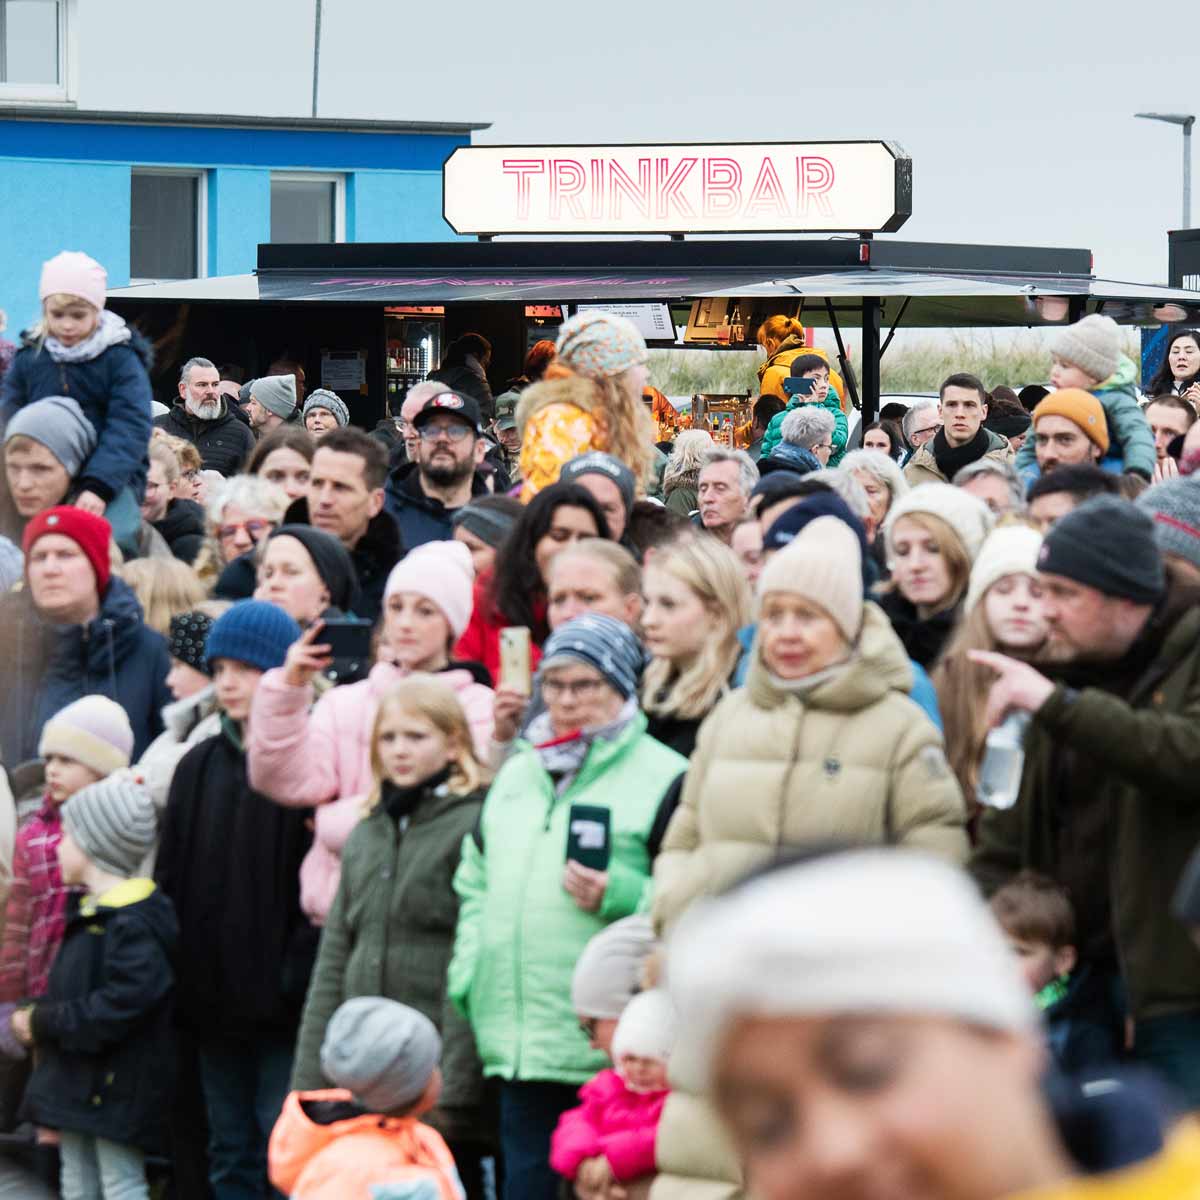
[
  {"left": 1037, "top": 496, "right": 1165, "bottom": 603},
  {"left": 984, "top": 408, "right": 1032, "bottom": 439},
  {"left": 268, "top": 524, "right": 358, "bottom": 613},
  {"left": 168, "top": 610, "right": 215, "bottom": 676}
]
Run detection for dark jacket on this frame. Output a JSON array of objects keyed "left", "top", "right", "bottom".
[
  {"left": 0, "top": 576, "right": 171, "bottom": 765},
  {"left": 156, "top": 719, "right": 315, "bottom": 1038},
  {"left": 23, "top": 882, "right": 177, "bottom": 1152},
  {"left": 427, "top": 362, "right": 495, "bottom": 421},
  {"left": 154, "top": 401, "right": 257, "bottom": 476},
  {"left": 214, "top": 549, "right": 258, "bottom": 602},
  {"left": 0, "top": 325, "right": 153, "bottom": 503},
  {"left": 383, "top": 462, "right": 489, "bottom": 554},
  {"left": 282, "top": 497, "right": 404, "bottom": 624},
  {"left": 152, "top": 498, "right": 205, "bottom": 564},
  {"left": 972, "top": 589, "right": 1200, "bottom": 1021},
  {"left": 292, "top": 780, "right": 487, "bottom": 1142},
  {"left": 875, "top": 589, "right": 960, "bottom": 670}
]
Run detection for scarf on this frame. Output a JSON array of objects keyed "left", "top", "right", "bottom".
[
  {"left": 381, "top": 766, "right": 451, "bottom": 826},
  {"left": 43, "top": 309, "right": 131, "bottom": 363},
  {"left": 931, "top": 425, "right": 992, "bottom": 481},
  {"left": 528, "top": 697, "right": 639, "bottom": 795}
]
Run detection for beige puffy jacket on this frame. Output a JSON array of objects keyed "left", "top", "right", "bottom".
[{"left": 649, "top": 602, "right": 967, "bottom": 1200}]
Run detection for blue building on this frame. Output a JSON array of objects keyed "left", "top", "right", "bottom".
[{"left": 0, "top": 105, "right": 488, "bottom": 330}]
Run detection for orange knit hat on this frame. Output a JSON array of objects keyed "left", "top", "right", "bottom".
[{"left": 1032, "top": 388, "right": 1110, "bottom": 454}]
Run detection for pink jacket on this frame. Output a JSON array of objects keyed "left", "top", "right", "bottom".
[
  {"left": 247, "top": 661, "right": 494, "bottom": 925},
  {"left": 550, "top": 1068, "right": 668, "bottom": 1184}
]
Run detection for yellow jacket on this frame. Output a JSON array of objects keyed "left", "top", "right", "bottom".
[
  {"left": 516, "top": 375, "right": 603, "bottom": 501},
  {"left": 757, "top": 336, "right": 848, "bottom": 413}
]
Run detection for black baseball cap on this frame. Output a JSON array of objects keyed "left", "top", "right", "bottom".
[{"left": 412, "top": 390, "right": 483, "bottom": 435}]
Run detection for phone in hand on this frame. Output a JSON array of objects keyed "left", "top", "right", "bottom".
[
  {"left": 783, "top": 376, "right": 817, "bottom": 398},
  {"left": 499, "top": 626, "right": 532, "bottom": 696},
  {"left": 320, "top": 618, "right": 373, "bottom": 682},
  {"left": 566, "top": 804, "right": 611, "bottom": 871}
]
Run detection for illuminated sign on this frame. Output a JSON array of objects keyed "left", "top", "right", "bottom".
[{"left": 443, "top": 141, "right": 911, "bottom": 236}]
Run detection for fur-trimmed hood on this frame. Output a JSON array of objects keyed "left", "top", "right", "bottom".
[{"left": 515, "top": 373, "right": 600, "bottom": 436}]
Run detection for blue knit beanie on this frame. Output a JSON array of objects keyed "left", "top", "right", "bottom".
[
  {"left": 539, "top": 613, "right": 644, "bottom": 701},
  {"left": 205, "top": 600, "right": 301, "bottom": 673}
]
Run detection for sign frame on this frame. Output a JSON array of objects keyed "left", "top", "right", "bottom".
[{"left": 443, "top": 139, "right": 912, "bottom": 237}]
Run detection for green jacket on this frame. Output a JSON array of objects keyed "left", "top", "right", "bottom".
[
  {"left": 759, "top": 391, "right": 848, "bottom": 465},
  {"left": 291, "top": 783, "right": 486, "bottom": 1137},
  {"left": 972, "top": 595, "right": 1200, "bottom": 1020},
  {"left": 449, "top": 712, "right": 686, "bottom": 1085}
]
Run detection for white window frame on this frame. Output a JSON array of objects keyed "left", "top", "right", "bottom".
[
  {"left": 0, "top": 0, "right": 76, "bottom": 103},
  {"left": 270, "top": 171, "right": 346, "bottom": 243},
  {"left": 129, "top": 167, "right": 208, "bottom": 284}
]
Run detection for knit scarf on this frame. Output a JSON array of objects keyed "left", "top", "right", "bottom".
[
  {"left": 382, "top": 766, "right": 451, "bottom": 826},
  {"left": 43, "top": 309, "right": 131, "bottom": 363},
  {"left": 931, "top": 425, "right": 991, "bottom": 480},
  {"left": 528, "top": 697, "right": 639, "bottom": 795}
]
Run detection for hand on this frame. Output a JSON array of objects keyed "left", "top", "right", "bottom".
[
  {"left": 1182, "top": 383, "right": 1200, "bottom": 407},
  {"left": 10, "top": 1008, "right": 33, "bottom": 1048},
  {"left": 563, "top": 861, "right": 608, "bottom": 912},
  {"left": 282, "top": 621, "right": 332, "bottom": 688},
  {"left": 575, "top": 1156, "right": 614, "bottom": 1200},
  {"left": 73, "top": 490, "right": 107, "bottom": 516},
  {"left": 967, "top": 650, "right": 1055, "bottom": 728},
  {"left": 492, "top": 685, "right": 530, "bottom": 744},
  {"left": 1153, "top": 456, "right": 1180, "bottom": 483}
]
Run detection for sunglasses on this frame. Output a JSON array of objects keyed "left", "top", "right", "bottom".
[{"left": 217, "top": 519, "right": 274, "bottom": 544}]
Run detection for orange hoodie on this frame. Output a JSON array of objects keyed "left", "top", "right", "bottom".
[{"left": 268, "top": 1088, "right": 464, "bottom": 1200}]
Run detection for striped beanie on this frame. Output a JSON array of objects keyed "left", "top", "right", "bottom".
[
  {"left": 62, "top": 777, "right": 158, "bottom": 878},
  {"left": 39, "top": 695, "right": 134, "bottom": 777},
  {"left": 539, "top": 612, "right": 644, "bottom": 700}
]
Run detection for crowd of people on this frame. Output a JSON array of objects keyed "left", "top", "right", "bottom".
[{"left": 0, "top": 250, "right": 1199, "bottom": 1199}]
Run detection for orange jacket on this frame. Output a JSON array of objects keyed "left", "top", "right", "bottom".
[{"left": 269, "top": 1088, "right": 464, "bottom": 1200}]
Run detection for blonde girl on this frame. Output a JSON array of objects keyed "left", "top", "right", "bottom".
[{"left": 117, "top": 556, "right": 207, "bottom": 636}]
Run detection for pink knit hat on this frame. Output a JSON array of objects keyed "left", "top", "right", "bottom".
[
  {"left": 39, "top": 251, "right": 108, "bottom": 312},
  {"left": 384, "top": 541, "right": 475, "bottom": 639}
]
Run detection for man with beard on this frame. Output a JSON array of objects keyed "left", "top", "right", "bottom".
[
  {"left": 384, "top": 389, "right": 489, "bottom": 549},
  {"left": 970, "top": 497, "right": 1200, "bottom": 1106},
  {"left": 154, "top": 357, "right": 256, "bottom": 475}
]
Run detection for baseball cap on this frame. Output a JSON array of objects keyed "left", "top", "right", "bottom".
[
  {"left": 496, "top": 412, "right": 518, "bottom": 432},
  {"left": 412, "top": 390, "right": 482, "bottom": 435}
]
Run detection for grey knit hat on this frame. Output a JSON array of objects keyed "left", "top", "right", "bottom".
[
  {"left": 303, "top": 389, "right": 350, "bottom": 428},
  {"left": 320, "top": 997, "right": 441, "bottom": 1114},
  {"left": 62, "top": 777, "right": 158, "bottom": 879},
  {"left": 1049, "top": 314, "right": 1122, "bottom": 384},
  {"left": 559, "top": 451, "right": 637, "bottom": 516},
  {"left": 1136, "top": 476, "right": 1200, "bottom": 573},
  {"left": 572, "top": 915, "right": 657, "bottom": 1019},
  {"left": 250, "top": 374, "right": 298, "bottom": 419},
  {"left": 539, "top": 613, "right": 645, "bottom": 701},
  {"left": 4, "top": 395, "right": 97, "bottom": 476}
]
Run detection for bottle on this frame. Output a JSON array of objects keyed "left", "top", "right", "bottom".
[
  {"left": 976, "top": 711, "right": 1031, "bottom": 811},
  {"left": 730, "top": 302, "right": 744, "bottom": 344}
]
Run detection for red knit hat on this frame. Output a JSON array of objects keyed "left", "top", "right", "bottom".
[{"left": 22, "top": 506, "right": 112, "bottom": 593}]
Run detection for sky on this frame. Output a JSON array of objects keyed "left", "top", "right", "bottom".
[{"left": 80, "top": 0, "right": 1200, "bottom": 285}]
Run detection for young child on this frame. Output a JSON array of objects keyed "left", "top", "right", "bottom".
[
  {"left": 990, "top": 870, "right": 1119, "bottom": 1074},
  {"left": 156, "top": 599, "right": 312, "bottom": 1199},
  {"left": 550, "top": 988, "right": 676, "bottom": 1195},
  {"left": 270, "top": 996, "right": 465, "bottom": 1200},
  {"left": 0, "top": 695, "right": 134, "bottom": 1056},
  {"left": 1014, "top": 313, "right": 1156, "bottom": 481},
  {"left": 759, "top": 353, "right": 848, "bottom": 464},
  {"left": 0, "top": 251, "right": 153, "bottom": 548},
  {"left": 16, "top": 776, "right": 174, "bottom": 1199}
]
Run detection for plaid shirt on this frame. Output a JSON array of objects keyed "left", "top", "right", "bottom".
[{"left": 0, "top": 799, "right": 78, "bottom": 1002}]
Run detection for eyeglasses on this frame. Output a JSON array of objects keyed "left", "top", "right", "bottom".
[
  {"left": 216, "top": 519, "right": 274, "bottom": 544},
  {"left": 418, "top": 422, "right": 473, "bottom": 443},
  {"left": 542, "top": 677, "right": 605, "bottom": 700},
  {"left": 181, "top": 470, "right": 200, "bottom": 483},
  {"left": 814, "top": 442, "right": 834, "bottom": 451},
  {"left": 911, "top": 426, "right": 940, "bottom": 439}
]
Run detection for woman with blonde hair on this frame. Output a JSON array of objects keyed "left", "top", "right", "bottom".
[
  {"left": 662, "top": 429, "right": 714, "bottom": 516},
  {"left": 518, "top": 311, "right": 657, "bottom": 500},
  {"left": 933, "top": 524, "right": 1046, "bottom": 809},
  {"left": 642, "top": 538, "right": 750, "bottom": 757},
  {"left": 117, "top": 555, "right": 206, "bottom": 635},
  {"left": 291, "top": 675, "right": 494, "bottom": 1196},
  {"left": 756, "top": 314, "right": 847, "bottom": 413}
]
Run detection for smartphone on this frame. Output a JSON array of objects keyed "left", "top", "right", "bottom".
[
  {"left": 499, "top": 626, "right": 532, "bottom": 696},
  {"left": 320, "top": 618, "right": 373, "bottom": 682},
  {"left": 783, "top": 376, "right": 816, "bottom": 398},
  {"left": 566, "top": 804, "right": 611, "bottom": 871}
]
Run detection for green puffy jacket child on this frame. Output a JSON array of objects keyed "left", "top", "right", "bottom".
[{"left": 759, "top": 353, "right": 848, "bottom": 465}]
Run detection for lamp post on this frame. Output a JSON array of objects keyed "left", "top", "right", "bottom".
[{"left": 1135, "top": 112, "right": 1195, "bottom": 229}]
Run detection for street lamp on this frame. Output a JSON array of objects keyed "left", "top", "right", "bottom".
[{"left": 1135, "top": 112, "right": 1195, "bottom": 229}]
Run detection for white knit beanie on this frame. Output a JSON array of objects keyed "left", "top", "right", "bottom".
[
  {"left": 666, "top": 848, "right": 1037, "bottom": 1094},
  {"left": 38, "top": 695, "right": 134, "bottom": 777},
  {"left": 884, "top": 482, "right": 994, "bottom": 564},
  {"left": 611, "top": 988, "right": 676, "bottom": 1065},
  {"left": 1049, "top": 314, "right": 1122, "bottom": 384},
  {"left": 965, "top": 525, "right": 1044, "bottom": 613}
]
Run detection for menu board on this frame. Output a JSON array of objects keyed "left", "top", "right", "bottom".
[{"left": 575, "top": 303, "right": 675, "bottom": 342}]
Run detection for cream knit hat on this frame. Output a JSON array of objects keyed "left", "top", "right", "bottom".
[
  {"left": 667, "top": 848, "right": 1037, "bottom": 1094},
  {"left": 757, "top": 515, "right": 864, "bottom": 641},
  {"left": 1049, "top": 314, "right": 1122, "bottom": 384},
  {"left": 965, "top": 524, "right": 1044, "bottom": 613},
  {"left": 38, "top": 695, "right": 134, "bottom": 778},
  {"left": 884, "top": 482, "right": 994, "bottom": 564}
]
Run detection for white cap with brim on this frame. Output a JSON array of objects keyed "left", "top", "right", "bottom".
[{"left": 666, "top": 847, "right": 1037, "bottom": 1095}]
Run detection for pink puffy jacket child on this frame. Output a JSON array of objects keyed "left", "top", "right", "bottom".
[{"left": 550, "top": 989, "right": 675, "bottom": 1195}]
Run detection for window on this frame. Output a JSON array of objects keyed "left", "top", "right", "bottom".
[
  {"left": 0, "top": 0, "right": 71, "bottom": 100},
  {"left": 270, "top": 173, "right": 345, "bottom": 244},
  {"left": 130, "top": 171, "right": 205, "bottom": 282}
]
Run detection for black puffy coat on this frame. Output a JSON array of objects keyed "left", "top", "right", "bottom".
[
  {"left": 23, "top": 884, "right": 177, "bottom": 1151},
  {"left": 152, "top": 498, "right": 205, "bottom": 564},
  {"left": 154, "top": 401, "right": 257, "bottom": 476}
]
